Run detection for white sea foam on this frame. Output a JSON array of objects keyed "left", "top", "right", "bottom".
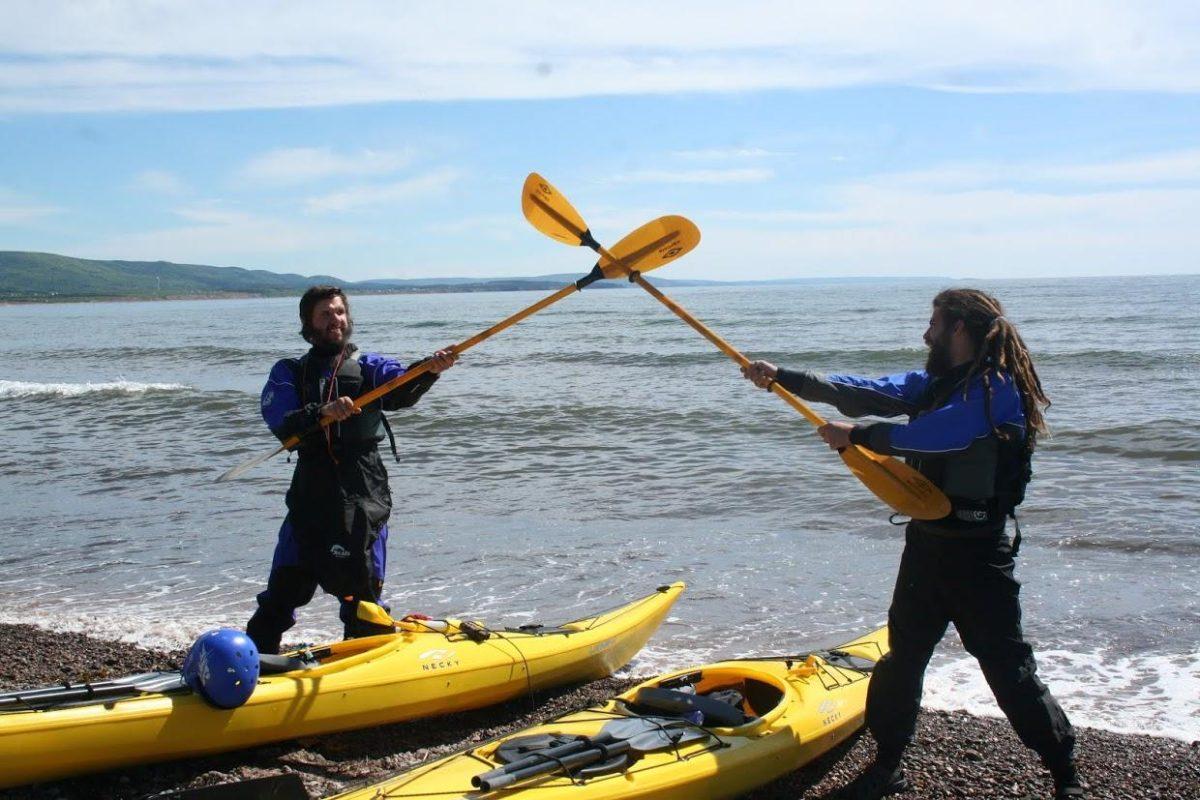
[
  {"left": 619, "top": 641, "right": 1200, "bottom": 742},
  {"left": 922, "top": 648, "right": 1200, "bottom": 742},
  {"left": 5, "top": 607, "right": 1199, "bottom": 741},
  {"left": 0, "top": 607, "right": 341, "bottom": 653},
  {"left": 0, "top": 380, "right": 188, "bottom": 399}
]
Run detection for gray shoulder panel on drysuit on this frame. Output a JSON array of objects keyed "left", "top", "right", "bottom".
[{"left": 775, "top": 367, "right": 917, "bottom": 419}]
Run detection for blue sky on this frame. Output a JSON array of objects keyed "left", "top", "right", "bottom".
[{"left": 2, "top": 2, "right": 1199, "bottom": 281}]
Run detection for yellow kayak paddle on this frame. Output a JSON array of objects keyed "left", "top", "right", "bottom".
[
  {"left": 217, "top": 197, "right": 700, "bottom": 483},
  {"left": 520, "top": 172, "right": 951, "bottom": 521}
]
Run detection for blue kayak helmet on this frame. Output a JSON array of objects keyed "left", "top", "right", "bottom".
[{"left": 182, "top": 628, "right": 260, "bottom": 709}]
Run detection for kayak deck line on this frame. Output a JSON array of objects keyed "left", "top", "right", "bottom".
[
  {"left": 325, "top": 624, "right": 889, "bottom": 800},
  {"left": 0, "top": 582, "right": 684, "bottom": 789}
]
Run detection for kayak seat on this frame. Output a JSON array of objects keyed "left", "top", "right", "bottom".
[
  {"left": 258, "top": 654, "right": 317, "bottom": 675},
  {"left": 633, "top": 687, "right": 750, "bottom": 727}
]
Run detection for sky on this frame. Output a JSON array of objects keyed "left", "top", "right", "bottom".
[{"left": 1, "top": 1, "right": 1199, "bottom": 281}]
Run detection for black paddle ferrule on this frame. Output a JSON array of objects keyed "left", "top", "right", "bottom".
[
  {"left": 578, "top": 228, "right": 601, "bottom": 251},
  {"left": 574, "top": 263, "right": 606, "bottom": 290}
]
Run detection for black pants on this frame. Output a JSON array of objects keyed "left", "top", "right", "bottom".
[
  {"left": 246, "top": 452, "right": 395, "bottom": 655},
  {"left": 245, "top": 512, "right": 393, "bottom": 655},
  {"left": 866, "top": 524, "right": 1075, "bottom": 769},
  {"left": 245, "top": 562, "right": 392, "bottom": 655}
]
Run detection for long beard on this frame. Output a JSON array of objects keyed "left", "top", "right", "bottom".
[{"left": 924, "top": 334, "right": 954, "bottom": 376}]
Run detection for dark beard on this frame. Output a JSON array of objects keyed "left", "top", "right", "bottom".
[
  {"left": 310, "top": 323, "right": 353, "bottom": 357},
  {"left": 924, "top": 334, "right": 954, "bottom": 376}
]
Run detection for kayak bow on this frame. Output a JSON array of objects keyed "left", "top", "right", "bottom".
[{"left": 0, "top": 583, "right": 683, "bottom": 788}]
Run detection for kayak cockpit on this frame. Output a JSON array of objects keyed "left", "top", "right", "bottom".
[{"left": 615, "top": 666, "right": 790, "bottom": 731}]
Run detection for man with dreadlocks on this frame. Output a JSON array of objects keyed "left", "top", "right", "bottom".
[
  {"left": 246, "top": 285, "right": 458, "bottom": 654},
  {"left": 744, "top": 289, "right": 1081, "bottom": 799}
]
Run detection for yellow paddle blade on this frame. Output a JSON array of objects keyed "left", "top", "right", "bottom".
[
  {"left": 522, "top": 173, "right": 591, "bottom": 246},
  {"left": 355, "top": 601, "right": 396, "bottom": 628},
  {"left": 839, "top": 445, "right": 952, "bottom": 520},
  {"left": 600, "top": 215, "right": 702, "bottom": 279}
]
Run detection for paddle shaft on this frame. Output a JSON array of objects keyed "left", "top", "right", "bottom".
[
  {"left": 279, "top": 282, "right": 583, "bottom": 451},
  {"left": 635, "top": 272, "right": 828, "bottom": 428},
  {"left": 0, "top": 682, "right": 151, "bottom": 709},
  {"left": 473, "top": 737, "right": 599, "bottom": 786},
  {"left": 520, "top": 173, "right": 949, "bottom": 519},
  {"left": 619, "top": 256, "right": 950, "bottom": 514},
  {"left": 478, "top": 736, "right": 630, "bottom": 791},
  {"left": 588, "top": 244, "right": 829, "bottom": 429}
]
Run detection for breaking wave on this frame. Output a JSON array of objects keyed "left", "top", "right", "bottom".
[{"left": 0, "top": 380, "right": 189, "bottom": 399}]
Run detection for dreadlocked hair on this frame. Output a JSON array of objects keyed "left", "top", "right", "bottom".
[{"left": 932, "top": 288, "right": 1050, "bottom": 451}]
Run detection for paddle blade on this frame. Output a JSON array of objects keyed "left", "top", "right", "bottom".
[
  {"left": 522, "top": 173, "right": 591, "bottom": 246},
  {"left": 600, "top": 716, "right": 711, "bottom": 751},
  {"left": 355, "top": 601, "right": 396, "bottom": 628},
  {"left": 600, "top": 215, "right": 701, "bottom": 279},
  {"left": 839, "top": 445, "right": 951, "bottom": 520},
  {"left": 216, "top": 442, "right": 288, "bottom": 483}
]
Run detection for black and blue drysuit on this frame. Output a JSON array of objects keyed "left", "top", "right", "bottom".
[
  {"left": 246, "top": 344, "right": 438, "bottom": 654},
  {"left": 775, "top": 362, "right": 1075, "bottom": 775}
]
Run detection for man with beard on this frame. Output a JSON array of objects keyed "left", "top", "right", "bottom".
[
  {"left": 246, "top": 285, "right": 458, "bottom": 654},
  {"left": 742, "top": 289, "right": 1081, "bottom": 799}
]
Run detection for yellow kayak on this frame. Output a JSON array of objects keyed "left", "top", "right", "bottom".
[
  {"left": 328, "top": 625, "right": 887, "bottom": 800},
  {"left": 0, "top": 583, "right": 683, "bottom": 788}
]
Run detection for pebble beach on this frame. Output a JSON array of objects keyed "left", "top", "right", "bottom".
[{"left": 1, "top": 623, "right": 1196, "bottom": 800}]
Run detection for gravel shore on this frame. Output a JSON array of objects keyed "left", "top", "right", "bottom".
[{"left": 0, "top": 623, "right": 1196, "bottom": 800}]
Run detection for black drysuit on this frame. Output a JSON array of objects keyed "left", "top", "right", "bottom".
[{"left": 775, "top": 363, "right": 1075, "bottom": 772}]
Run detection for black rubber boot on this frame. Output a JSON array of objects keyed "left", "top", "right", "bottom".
[
  {"left": 246, "top": 606, "right": 289, "bottom": 655},
  {"left": 1052, "top": 761, "right": 1085, "bottom": 798},
  {"left": 832, "top": 761, "right": 909, "bottom": 800}
]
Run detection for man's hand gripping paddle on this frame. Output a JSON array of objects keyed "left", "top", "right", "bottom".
[
  {"left": 216, "top": 187, "right": 700, "bottom": 483},
  {"left": 521, "top": 173, "right": 951, "bottom": 521}
]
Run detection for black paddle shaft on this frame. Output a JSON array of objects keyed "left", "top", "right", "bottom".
[
  {"left": 476, "top": 738, "right": 632, "bottom": 791},
  {"left": 477, "top": 735, "right": 603, "bottom": 782},
  {"left": 0, "top": 672, "right": 184, "bottom": 710}
]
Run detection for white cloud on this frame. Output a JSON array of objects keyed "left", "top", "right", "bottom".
[
  {"left": 304, "top": 169, "right": 462, "bottom": 214},
  {"left": 130, "top": 169, "right": 187, "bottom": 195},
  {"left": 1, "top": 2, "right": 1199, "bottom": 112},
  {"left": 424, "top": 213, "right": 519, "bottom": 241},
  {"left": 171, "top": 203, "right": 254, "bottom": 226},
  {"left": 1038, "top": 148, "right": 1200, "bottom": 185},
  {"left": 0, "top": 189, "right": 59, "bottom": 224},
  {"left": 690, "top": 149, "right": 1200, "bottom": 278},
  {"left": 694, "top": 200, "right": 1200, "bottom": 280},
  {"left": 238, "top": 147, "right": 414, "bottom": 186},
  {"left": 672, "top": 147, "right": 782, "bottom": 160},
  {"left": 609, "top": 168, "right": 774, "bottom": 185},
  {"left": 870, "top": 148, "right": 1200, "bottom": 191},
  {"left": 81, "top": 204, "right": 358, "bottom": 263}
]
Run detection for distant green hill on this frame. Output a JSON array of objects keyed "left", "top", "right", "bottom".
[
  {"left": 0, "top": 250, "right": 911, "bottom": 303},
  {"left": 0, "top": 251, "right": 726, "bottom": 302},
  {"left": 0, "top": 251, "right": 342, "bottom": 301}
]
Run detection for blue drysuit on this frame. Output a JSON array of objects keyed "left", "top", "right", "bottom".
[
  {"left": 776, "top": 363, "right": 1027, "bottom": 529},
  {"left": 246, "top": 345, "right": 438, "bottom": 653}
]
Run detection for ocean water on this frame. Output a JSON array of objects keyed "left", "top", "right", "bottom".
[{"left": 0, "top": 275, "right": 1197, "bottom": 741}]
